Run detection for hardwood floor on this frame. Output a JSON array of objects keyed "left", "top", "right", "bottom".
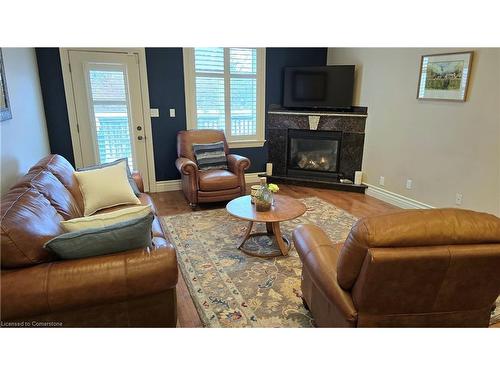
[{"left": 150, "top": 184, "right": 399, "bottom": 328}]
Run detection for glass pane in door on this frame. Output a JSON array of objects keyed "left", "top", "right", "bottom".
[{"left": 88, "top": 69, "right": 134, "bottom": 169}]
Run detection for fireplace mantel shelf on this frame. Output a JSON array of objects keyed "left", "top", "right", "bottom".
[{"left": 267, "top": 105, "right": 368, "bottom": 118}]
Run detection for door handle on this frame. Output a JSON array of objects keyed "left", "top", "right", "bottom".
[
  {"left": 136, "top": 126, "right": 142, "bottom": 131},
  {"left": 137, "top": 136, "right": 144, "bottom": 140}
]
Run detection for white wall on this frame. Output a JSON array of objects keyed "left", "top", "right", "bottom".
[
  {"left": 328, "top": 48, "right": 500, "bottom": 216},
  {"left": 1, "top": 48, "right": 50, "bottom": 196}
]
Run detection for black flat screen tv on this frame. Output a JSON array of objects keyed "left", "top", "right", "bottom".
[{"left": 282, "top": 65, "right": 355, "bottom": 110}]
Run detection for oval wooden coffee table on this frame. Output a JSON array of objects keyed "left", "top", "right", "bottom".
[{"left": 226, "top": 195, "right": 307, "bottom": 258}]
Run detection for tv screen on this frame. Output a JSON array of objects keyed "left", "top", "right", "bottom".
[
  {"left": 293, "top": 72, "right": 327, "bottom": 101},
  {"left": 283, "top": 66, "right": 355, "bottom": 109}
]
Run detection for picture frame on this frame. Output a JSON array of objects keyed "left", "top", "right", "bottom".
[
  {"left": 1, "top": 48, "right": 12, "bottom": 121},
  {"left": 417, "top": 51, "right": 473, "bottom": 102}
]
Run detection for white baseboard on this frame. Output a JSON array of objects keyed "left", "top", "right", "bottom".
[
  {"left": 154, "top": 171, "right": 265, "bottom": 192},
  {"left": 155, "top": 179, "right": 182, "bottom": 192},
  {"left": 245, "top": 172, "right": 266, "bottom": 184},
  {"left": 365, "top": 183, "right": 434, "bottom": 209}
]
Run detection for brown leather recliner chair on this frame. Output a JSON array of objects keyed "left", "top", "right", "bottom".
[
  {"left": 293, "top": 209, "right": 500, "bottom": 327},
  {"left": 175, "top": 130, "right": 250, "bottom": 207},
  {"left": 1, "top": 155, "right": 178, "bottom": 327}
]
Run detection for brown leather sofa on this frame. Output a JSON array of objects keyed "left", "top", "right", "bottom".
[
  {"left": 293, "top": 208, "right": 500, "bottom": 327},
  {"left": 175, "top": 130, "right": 250, "bottom": 207},
  {"left": 1, "top": 154, "right": 178, "bottom": 327}
]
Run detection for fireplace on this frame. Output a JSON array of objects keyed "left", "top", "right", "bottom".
[
  {"left": 287, "top": 129, "right": 342, "bottom": 180},
  {"left": 265, "top": 106, "right": 367, "bottom": 193}
]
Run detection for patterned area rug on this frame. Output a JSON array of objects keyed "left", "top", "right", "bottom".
[
  {"left": 162, "top": 197, "right": 500, "bottom": 328},
  {"left": 491, "top": 300, "right": 500, "bottom": 326},
  {"left": 162, "top": 197, "right": 356, "bottom": 327}
]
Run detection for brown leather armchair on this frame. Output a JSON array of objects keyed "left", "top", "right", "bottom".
[
  {"left": 175, "top": 130, "right": 250, "bottom": 207},
  {"left": 293, "top": 208, "right": 500, "bottom": 327}
]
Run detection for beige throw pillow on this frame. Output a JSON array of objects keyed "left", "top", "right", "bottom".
[
  {"left": 61, "top": 205, "right": 152, "bottom": 232},
  {"left": 74, "top": 160, "right": 141, "bottom": 216}
]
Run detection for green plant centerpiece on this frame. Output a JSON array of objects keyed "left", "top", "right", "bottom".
[{"left": 254, "top": 178, "right": 279, "bottom": 212}]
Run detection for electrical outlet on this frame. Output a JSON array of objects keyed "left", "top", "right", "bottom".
[
  {"left": 150, "top": 108, "right": 159, "bottom": 118},
  {"left": 455, "top": 193, "right": 463, "bottom": 205},
  {"left": 406, "top": 179, "right": 413, "bottom": 189},
  {"left": 169, "top": 108, "right": 176, "bottom": 118},
  {"left": 379, "top": 176, "right": 385, "bottom": 186}
]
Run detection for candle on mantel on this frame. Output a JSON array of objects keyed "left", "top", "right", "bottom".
[
  {"left": 266, "top": 163, "right": 273, "bottom": 176},
  {"left": 354, "top": 171, "right": 363, "bottom": 185}
]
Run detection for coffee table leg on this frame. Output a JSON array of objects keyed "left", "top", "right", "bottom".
[
  {"left": 266, "top": 222, "right": 274, "bottom": 234},
  {"left": 238, "top": 221, "right": 254, "bottom": 249},
  {"left": 271, "top": 221, "right": 289, "bottom": 256}
]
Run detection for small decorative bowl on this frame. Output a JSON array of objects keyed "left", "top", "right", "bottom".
[
  {"left": 255, "top": 199, "right": 272, "bottom": 212},
  {"left": 250, "top": 185, "right": 260, "bottom": 204}
]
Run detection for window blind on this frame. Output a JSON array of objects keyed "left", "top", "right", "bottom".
[{"left": 193, "top": 48, "right": 258, "bottom": 138}]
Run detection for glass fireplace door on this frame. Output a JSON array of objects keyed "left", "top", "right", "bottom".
[{"left": 287, "top": 129, "right": 342, "bottom": 178}]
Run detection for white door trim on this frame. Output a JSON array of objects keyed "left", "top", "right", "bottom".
[{"left": 59, "top": 48, "right": 157, "bottom": 192}]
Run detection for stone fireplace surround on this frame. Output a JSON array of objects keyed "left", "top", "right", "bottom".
[{"left": 263, "top": 105, "right": 368, "bottom": 193}]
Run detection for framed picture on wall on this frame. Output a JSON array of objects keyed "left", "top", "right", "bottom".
[
  {"left": 417, "top": 51, "right": 473, "bottom": 101},
  {"left": 1, "top": 48, "right": 13, "bottom": 121}
]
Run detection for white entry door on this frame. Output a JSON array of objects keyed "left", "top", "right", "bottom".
[{"left": 68, "top": 50, "right": 150, "bottom": 189}]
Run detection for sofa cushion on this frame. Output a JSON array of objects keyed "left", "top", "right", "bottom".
[
  {"left": 44, "top": 212, "right": 154, "bottom": 260},
  {"left": 74, "top": 160, "right": 141, "bottom": 216},
  {"left": 15, "top": 169, "right": 82, "bottom": 220},
  {"left": 1, "top": 187, "right": 62, "bottom": 268},
  {"left": 94, "top": 193, "right": 157, "bottom": 215},
  {"left": 30, "top": 154, "right": 84, "bottom": 211},
  {"left": 198, "top": 169, "right": 239, "bottom": 191},
  {"left": 92, "top": 193, "right": 163, "bottom": 237},
  {"left": 61, "top": 205, "right": 152, "bottom": 232}
]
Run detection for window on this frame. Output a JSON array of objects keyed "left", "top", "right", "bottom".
[
  {"left": 87, "top": 68, "right": 134, "bottom": 170},
  {"left": 183, "top": 48, "right": 266, "bottom": 148}
]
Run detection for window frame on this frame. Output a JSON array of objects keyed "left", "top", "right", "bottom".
[{"left": 183, "top": 47, "right": 266, "bottom": 148}]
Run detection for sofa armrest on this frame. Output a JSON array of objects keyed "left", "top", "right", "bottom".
[
  {"left": 293, "top": 224, "right": 357, "bottom": 323},
  {"left": 175, "top": 157, "right": 198, "bottom": 177},
  {"left": 226, "top": 154, "right": 250, "bottom": 174},
  {"left": 1, "top": 245, "right": 178, "bottom": 321},
  {"left": 131, "top": 171, "right": 145, "bottom": 193}
]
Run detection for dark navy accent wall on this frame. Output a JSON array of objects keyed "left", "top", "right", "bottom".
[
  {"left": 145, "top": 48, "right": 187, "bottom": 181},
  {"left": 36, "top": 48, "right": 75, "bottom": 165},
  {"left": 35, "top": 47, "right": 327, "bottom": 180}
]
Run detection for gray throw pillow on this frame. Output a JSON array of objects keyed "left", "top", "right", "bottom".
[
  {"left": 77, "top": 158, "right": 141, "bottom": 196},
  {"left": 44, "top": 213, "right": 154, "bottom": 260},
  {"left": 192, "top": 141, "right": 228, "bottom": 171}
]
